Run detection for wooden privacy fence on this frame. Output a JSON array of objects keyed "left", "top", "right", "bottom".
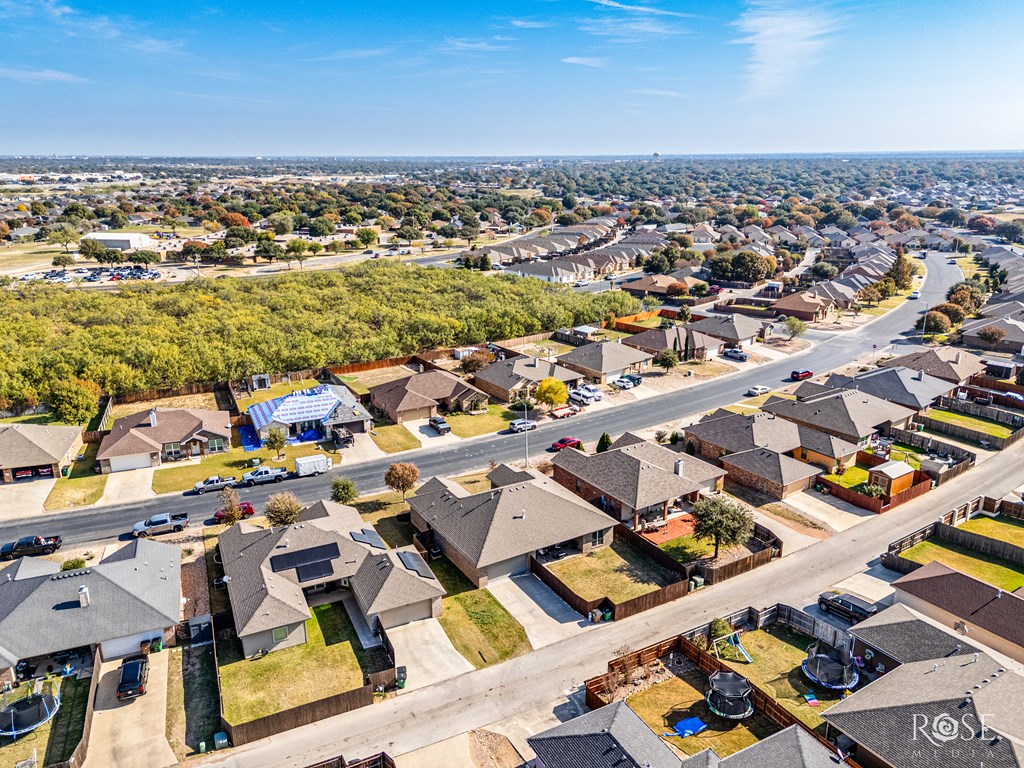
[
  {"left": 935, "top": 522, "right": 1024, "bottom": 567},
  {"left": 700, "top": 547, "right": 773, "bottom": 585},
  {"left": 969, "top": 374, "right": 1024, "bottom": 397},
  {"left": 915, "top": 412, "right": 1024, "bottom": 450},
  {"left": 936, "top": 396, "right": 1024, "bottom": 427}
]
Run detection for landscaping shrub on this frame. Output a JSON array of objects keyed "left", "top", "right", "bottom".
[
  {"left": 654, "top": 430, "right": 668, "bottom": 444},
  {"left": 62, "top": 557, "right": 86, "bottom": 571},
  {"left": 331, "top": 477, "right": 358, "bottom": 504},
  {"left": 669, "top": 431, "right": 682, "bottom": 445},
  {"left": 708, "top": 617, "right": 732, "bottom": 641}
]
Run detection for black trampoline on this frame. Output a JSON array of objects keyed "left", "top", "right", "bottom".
[
  {"left": 802, "top": 641, "right": 859, "bottom": 690},
  {"left": 705, "top": 669, "right": 754, "bottom": 720},
  {"left": 0, "top": 691, "right": 61, "bottom": 738}
]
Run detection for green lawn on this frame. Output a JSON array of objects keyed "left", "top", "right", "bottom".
[
  {"left": 43, "top": 442, "right": 107, "bottom": 510},
  {"left": 925, "top": 408, "right": 1014, "bottom": 439},
  {"left": 446, "top": 404, "right": 515, "bottom": 438},
  {"left": 431, "top": 557, "right": 531, "bottom": 669},
  {"left": 659, "top": 534, "right": 714, "bottom": 563},
  {"left": 628, "top": 669, "right": 779, "bottom": 757},
  {"left": 959, "top": 515, "right": 1024, "bottom": 548},
  {"left": 151, "top": 429, "right": 337, "bottom": 494},
  {"left": 721, "top": 625, "right": 841, "bottom": 735},
  {"left": 821, "top": 464, "right": 870, "bottom": 489},
  {"left": 452, "top": 471, "right": 492, "bottom": 493},
  {"left": 0, "top": 675, "right": 90, "bottom": 767},
  {"left": 624, "top": 316, "right": 666, "bottom": 329},
  {"left": 217, "top": 603, "right": 370, "bottom": 724},
  {"left": 165, "top": 645, "right": 221, "bottom": 761},
  {"left": 0, "top": 411, "right": 75, "bottom": 426},
  {"left": 352, "top": 491, "right": 414, "bottom": 548},
  {"left": 239, "top": 379, "right": 320, "bottom": 407},
  {"left": 863, "top": 442, "right": 923, "bottom": 469},
  {"left": 547, "top": 540, "right": 678, "bottom": 602},
  {"left": 369, "top": 421, "right": 421, "bottom": 453},
  {"left": 900, "top": 539, "right": 1024, "bottom": 591}
]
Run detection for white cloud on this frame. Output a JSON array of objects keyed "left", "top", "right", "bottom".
[
  {"left": 0, "top": 66, "right": 85, "bottom": 83},
  {"left": 304, "top": 47, "right": 392, "bottom": 62},
  {"left": 629, "top": 88, "right": 685, "bottom": 98},
  {"left": 735, "top": 0, "right": 841, "bottom": 97},
  {"left": 588, "top": 0, "right": 691, "bottom": 17},
  {"left": 580, "top": 16, "right": 679, "bottom": 42},
  {"left": 443, "top": 37, "right": 511, "bottom": 52},
  {"left": 561, "top": 56, "right": 609, "bottom": 68},
  {"left": 510, "top": 19, "right": 554, "bottom": 29}
]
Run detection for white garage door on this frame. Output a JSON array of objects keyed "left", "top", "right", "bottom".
[
  {"left": 108, "top": 453, "right": 153, "bottom": 473},
  {"left": 378, "top": 600, "right": 433, "bottom": 629},
  {"left": 102, "top": 629, "right": 163, "bottom": 659},
  {"left": 486, "top": 554, "right": 529, "bottom": 582}
]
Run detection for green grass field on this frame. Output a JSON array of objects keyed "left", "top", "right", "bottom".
[
  {"left": 369, "top": 422, "right": 421, "bottom": 453},
  {"left": 446, "top": 404, "right": 515, "bottom": 438},
  {"left": 900, "top": 539, "right": 1024, "bottom": 591},
  {"left": 925, "top": 408, "right": 1014, "bottom": 439},
  {"left": 44, "top": 442, "right": 107, "bottom": 510},
  {"left": 959, "top": 515, "right": 1024, "bottom": 548}
]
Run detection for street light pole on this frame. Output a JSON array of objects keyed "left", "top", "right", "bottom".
[{"left": 523, "top": 397, "right": 531, "bottom": 467}]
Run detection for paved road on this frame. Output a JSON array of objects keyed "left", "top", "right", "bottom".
[
  {"left": 0, "top": 256, "right": 958, "bottom": 548},
  {"left": 199, "top": 371, "right": 1018, "bottom": 768}
]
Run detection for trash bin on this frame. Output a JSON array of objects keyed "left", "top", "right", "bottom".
[
  {"left": 214, "top": 732, "right": 229, "bottom": 750},
  {"left": 916, "top": 423, "right": 925, "bottom": 432},
  {"left": 61, "top": 466, "right": 69, "bottom": 477},
  {"left": 396, "top": 666, "right": 407, "bottom": 689},
  {"left": 140, "top": 639, "right": 152, "bottom": 655},
  {"left": 602, "top": 609, "right": 613, "bottom": 622},
  {"left": 152, "top": 638, "right": 164, "bottom": 653}
]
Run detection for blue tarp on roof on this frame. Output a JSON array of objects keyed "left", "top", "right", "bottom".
[{"left": 247, "top": 385, "right": 340, "bottom": 432}]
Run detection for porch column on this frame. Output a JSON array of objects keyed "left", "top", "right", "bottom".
[
  {"left": 633, "top": 509, "right": 639, "bottom": 529},
  {"left": 663, "top": 500, "right": 669, "bottom": 521}
]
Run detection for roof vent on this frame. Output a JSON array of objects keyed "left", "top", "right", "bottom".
[{"left": 78, "top": 586, "right": 90, "bottom": 608}]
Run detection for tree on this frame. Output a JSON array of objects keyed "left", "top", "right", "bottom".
[
  {"left": 308, "top": 242, "right": 323, "bottom": 256},
  {"left": 108, "top": 209, "right": 129, "bottom": 229},
  {"left": 995, "top": 220, "right": 1024, "bottom": 244},
  {"left": 930, "top": 302, "right": 967, "bottom": 325},
  {"left": 809, "top": 262, "right": 837, "bottom": 280},
  {"left": 643, "top": 252, "right": 672, "bottom": 275},
  {"left": 691, "top": 496, "right": 755, "bottom": 559},
  {"left": 265, "top": 491, "right": 303, "bottom": 527},
  {"left": 977, "top": 326, "right": 1007, "bottom": 346},
  {"left": 267, "top": 212, "right": 295, "bottom": 235},
  {"left": 286, "top": 238, "right": 311, "bottom": 269},
  {"left": 218, "top": 486, "right": 243, "bottom": 526},
  {"left": 308, "top": 217, "right": 335, "bottom": 237},
  {"left": 886, "top": 251, "right": 915, "bottom": 290},
  {"left": 919, "top": 311, "right": 952, "bottom": 335},
  {"left": 325, "top": 240, "right": 345, "bottom": 253},
  {"left": 459, "top": 220, "right": 480, "bottom": 246},
  {"left": 460, "top": 349, "right": 491, "bottom": 374},
  {"left": 331, "top": 477, "right": 358, "bottom": 504},
  {"left": 653, "top": 349, "right": 679, "bottom": 371},
  {"left": 596, "top": 432, "right": 613, "bottom": 452},
  {"left": 384, "top": 462, "right": 419, "bottom": 499},
  {"left": 48, "top": 225, "right": 81, "bottom": 252},
  {"left": 263, "top": 428, "right": 286, "bottom": 460},
  {"left": 46, "top": 378, "right": 100, "bottom": 424},
  {"left": 534, "top": 377, "right": 568, "bottom": 411},
  {"left": 219, "top": 212, "right": 250, "bottom": 228},
  {"left": 858, "top": 285, "right": 882, "bottom": 306},
  {"left": 396, "top": 224, "right": 421, "bottom": 245},
  {"left": 937, "top": 208, "right": 968, "bottom": 227},
  {"left": 255, "top": 240, "right": 283, "bottom": 263},
  {"left": 52, "top": 253, "right": 74, "bottom": 268},
  {"left": 128, "top": 250, "right": 160, "bottom": 265},
  {"left": 355, "top": 228, "right": 378, "bottom": 248},
  {"left": 78, "top": 238, "right": 106, "bottom": 261},
  {"left": 782, "top": 316, "right": 807, "bottom": 339}
]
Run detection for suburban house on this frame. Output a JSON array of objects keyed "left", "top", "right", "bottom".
[
  {"left": 247, "top": 383, "right": 372, "bottom": 441},
  {"left": 0, "top": 423, "right": 83, "bottom": 483},
  {"left": 368, "top": 370, "right": 488, "bottom": 424},
  {"left": 622, "top": 274, "right": 690, "bottom": 298},
  {"left": 556, "top": 342, "right": 653, "bottom": 384},
  {"left": 866, "top": 459, "right": 916, "bottom": 496},
  {"left": 551, "top": 433, "right": 726, "bottom": 527},
  {"left": 823, "top": 366, "right": 955, "bottom": 411},
  {"left": 760, "top": 389, "right": 916, "bottom": 445},
  {"left": 684, "top": 314, "right": 770, "bottom": 347},
  {"left": 622, "top": 325, "right": 719, "bottom": 360},
  {"left": 97, "top": 407, "right": 231, "bottom": 473},
  {"left": 219, "top": 500, "right": 445, "bottom": 656},
  {"left": 0, "top": 538, "right": 181, "bottom": 682},
  {"left": 472, "top": 356, "right": 583, "bottom": 403},
  {"left": 407, "top": 473, "right": 614, "bottom": 586},
  {"left": 961, "top": 309, "right": 1024, "bottom": 353},
  {"left": 720, "top": 448, "right": 824, "bottom": 499},
  {"left": 892, "top": 560, "right": 1024, "bottom": 664},
  {"left": 823, "top": 652, "right": 1024, "bottom": 768},
  {"left": 770, "top": 291, "right": 837, "bottom": 322}
]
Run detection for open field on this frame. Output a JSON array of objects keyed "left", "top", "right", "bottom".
[
  {"left": 900, "top": 539, "right": 1024, "bottom": 591},
  {"left": 547, "top": 540, "right": 678, "bottom": 602}
]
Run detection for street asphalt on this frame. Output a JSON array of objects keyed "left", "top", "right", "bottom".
[{"left": 0, "top": 255, "right": 960, "bottom": 549}]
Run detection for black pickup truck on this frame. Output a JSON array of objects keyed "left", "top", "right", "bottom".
[{"left": 0, "top": 535, "right": 63, "bottom": 560}]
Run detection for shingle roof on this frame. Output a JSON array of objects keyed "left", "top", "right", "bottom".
[
  {"left": 761, "top": 389, "right": 915, "bottom": 442},
  {"left": 879, "top": 348, "right": 987, "bottom": 384},
  {"left": 98, "top": 407, "right": 231, "bottom": 460},
  {"left": 0, "top": 423, "right": 81, "bottom": 469},
  {"left": 622, "top": 326, "right": 716, "bottom": 356},
  {"left": 247, "top": 384, "right": 370, "bottom": 432},
  {"left": 527, "top": 700, "right": 682, "bottom": 768},
  {"left": 684, "top": 315, "right": 766, "bottom": 343},
  {"left": 710, "top": 725, "right": 838, "bottom": 768},
  {"left": 408, "top": 475, "right": 613, "bottom": 569},
  {"left": 850, "top": 603, "right": 982, "bottom": 663},
  {"left": 557, "top": 342, "right": 653, "bottom": 375},
  {"left": 685, "top": 411, "right": 858, "bottom": 460},
  {"left": 824, "top": 367, "right": 953, "bottom": 410},
  {"left": 721, "top": 448, "right": 822, "bottom": 486},
  {"left": 473, "top": 356, "right": 581, "bottom": 393},
  {"left": 485, "top": 463, "right": 536, "bottom": 488},
  {"left": 368, "top": 370, "right": 487, "bottom": 416}
]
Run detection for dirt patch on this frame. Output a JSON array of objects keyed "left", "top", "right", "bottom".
[
  {"left": 108, "top": 392, "right": 219, "bottom": 423},
  {"left": 348, "top": 364, "right": 417, "bottom": 387},
  {"left": 469, "top": 729, "right": 525, "bottom": 768},
  {"left": 603, "top": 653, "right": 696, "bottom": 703},
  {"left": 641, "top": 360, "right": 737, "bottom": 393},
  {"left": 764, "top": 337, "right": 811, "bottom": 354},
  {"left": 182, "top": 558, "right": 211, "bottom": 618},
  {"left": 724, "top": 483, "right": 830, "bottom": 539}
]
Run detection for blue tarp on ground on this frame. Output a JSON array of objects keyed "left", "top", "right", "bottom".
[
  {"left": 287, "top": 428, "right": 320, "bottom": 445},
  {"left": 239, "top": 425, "right": 262, "bottom": 452},
  {"left": 673, "top": 717, "right": 708, "bottom": 738}
]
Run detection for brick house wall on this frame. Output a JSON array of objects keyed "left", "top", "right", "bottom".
[
  {"left": 409, "top": 506, "right": 489, "bottom": 587},
  {"left": 683, "top": 433, "right": 727, "bottom": 461},
  {"left": 552, "top": 465, "right": 625, "bottom": 523},
  {"left": 472, "top": 377, "right": 518, "bottom": 403}
]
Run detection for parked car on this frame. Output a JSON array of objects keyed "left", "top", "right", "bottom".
[
  {"left": 576, "top": 384, "right": 603, "bottom": 401},
  {"left": 13, "top": 468, "right": 34, "bottom": 480},
  {"left": 611, "top": 376, "right": 636, "bottom": 389},
  {"left": 241, "top": 466, "right": 288, "bottom": 486},
  {"left": 568, "top": 390, "right": 595, "bottom": 406},
  {"left": 509, "top": 419, "right": 537, "bottom": 433},
  {"left": 603, "top": 273, "right": 617, "bottom": 281},
  {"left": 214, "top": 502, "right": 255, "bottom": 522},
  {"left": 116, "top": 655, "right": 149, "bottom": 700},
  {"left": 746, "top": 385, "right": 771, "bottom": 396},
  {"left": 621, "top": 373, "right": 642, "bottom": 386},
  {"left": 133, "top": 512, "right": 190, "bottom": 538},
  {"left": 573, "top": 279, "right": 590, "bottom": 287},
  {"left": 948, "top": 258, "right": 958, "bottom": 265},
  {"left": 363, "top": 249, "right": 374, "bottom": 254},
  {"left": 709, "top": 284, "right": 723, "bottom": 294},
  {"left": 427, "top": 416, "right": 451, "bottom": 435},
  {"left": 817, "top": 592, "right": 878, "bottom": 623},
  {"left": 0, "top": 535, "right": 63, "bottom": 560},
  {"left": 193, "top": 475, "right": 237, "bottom": 494},
  {"left": 791, "top": 369, "right": 814, "bottom": 381},
  {"left": 723, "top": 348, "right": 749, "bottom": 362},
  {"left": 550, "top": 437, "right": 582, "bottom": 452},
  {"left": 909, "top": 290, "right": 921, "bottom": 300}
]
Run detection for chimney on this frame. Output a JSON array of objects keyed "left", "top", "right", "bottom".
[
  {"left": 674, "top": 458, "right": 685, "bottom": 477},
  {"left": 148, "top": 409, "right": 158, "bottom": 428},
  {"left": 955, "top": 351, "right": 962, "bottom": 364},
  {"left": 916, "top": 370, "right": 925, "bottom": 381},
  {"left": 78, "top": 586, "right": 90, "bottom": 608}
]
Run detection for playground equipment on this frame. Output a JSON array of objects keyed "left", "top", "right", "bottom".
[
  {"left": 705, "top": 670, "right": 754, "bottom": 720},
  {"left": 0, "top": 681, "right": 61, "bottom": 739},
  {"left": 711, "top": 631, "right": 753, "bottom": 663},
  {"left": 802, "top": 641, "right": 859, "bottom": 690}
]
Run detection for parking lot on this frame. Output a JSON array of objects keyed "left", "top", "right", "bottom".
[{"left": 18, "top": 265, "right": 164, "bottom": 285}]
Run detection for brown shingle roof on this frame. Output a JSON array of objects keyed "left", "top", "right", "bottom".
[
  {"left": 368, "top": 370, "right": 486, "bottom": 417},
  {"left": 97, "top": 408, "right": 230, "bottom": 460},
  {"left": 0, "top": 423, "right": 81, "bottom": 469}
]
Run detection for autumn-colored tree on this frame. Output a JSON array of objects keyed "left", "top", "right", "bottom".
[
  {"left": 930, "top": 302, "right": 967, "bottom": 326},
  {"left": 886, "top": 252, "right": 915, "bottom": 290},
  {"left": 919, "top": 311, "right": 952, "bottom": 335},
  {"left": 265, "top": 492, "right": 303, "bottom": 527},
  {"left": 219, "top": 212, "right": 251, "bottom": 228},
  {"left": 218, "top": 486, "right": 243, "bottom": 526},
  {"left": 384, "top": 462, "right": 419, "bottom": 499},
  {"left": 460, "top": 349, "right": 492, "bottom": 374},
  {"left": 977, "top": 326, "right": 1007, "bottom": 346},
  {"left": 858, "top": 285, "right": 882, "bottom": 306},
  {"left": 534, "top": 377, "right": 568, "bottom": 411}
]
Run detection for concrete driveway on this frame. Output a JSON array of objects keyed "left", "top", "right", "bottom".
[
  {"left": 783, "top": 488, "right": 876, "bottom": 533},
  {"left": 84, "top": 651, "right": 176, "bottom": 768},
  {"left": 386, "top": 618, "right": 473, "bottom": 692},
  {"left": 342, "top": 433, "right": 387, "bottom": 464},
  {"left": 486, "top": 574, "right": 592, "bottom": 648},
  {"left": 0, "top": 476, "right": 55, "bottom": 520},
  {"left": 405, "top": 419, "right": 463, "bottom": 446},
  {"left": 99, "top": 467, "right": 156, "bottom": 505}
]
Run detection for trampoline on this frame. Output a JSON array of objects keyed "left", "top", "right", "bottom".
[
  {"left": 705, "top": 669, "right": 754, "bottom": 720},
  {"left": 802, "top": 641, "right": 859, "bottom": 690},
  {"left": 0, "top": 690, "right": 60, "bottom": 739}
]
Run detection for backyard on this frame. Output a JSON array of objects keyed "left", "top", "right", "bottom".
[
  {"left": 353, "top": 491, "right": 414, "bottom": 548},
  {"left": 547, "top": 539, "right": 679, "bottom": 602},
  {"left": 659, "top": 534, "right": 714, "bottom": 563},
  {"left": 900, "top": 539, "right": 1024, "bottom": 591},
  {"left": 925, "top": 408, "right": 1014, "bottom": 439},
  {"left": 217, "top": 603, "right": 371, "bottom": 724},
  {"left": 863, "top": 442, "right": 923, "bottom": 469},
  {"left": 106, "top": 391, "right": 220, "bottom": 425},
  {"left": 0, "top": 675, "right": 91, "bottom": 768},
  {"left": 446, "top": 404, "right": 515, "bottom": 438},
  {"left": 43, "top": 442, "right": 107, "bottom": 510},
  {"left": 369, "top": 421, "right": 421, "bottom": 454},
  {"left": 627, "top": 667, "right": 779, "bottom": 757},
  {"left": 959, "top": 514, "right": 1024, "bottom": 548},
  {"left": 431, "top": 557, "right": 532, "bottom": 669},
  {"left": 203, "top": 524, "right": 231, "bottom": 614},
  {"left": 165, "top": 645, "right": 220, "bottom": 761},
  {"left": 236, "top": 378, "right": 319, "bottom": 408},
  {"left": 821, "top": 464, "right": 870, "bottom": 490}
]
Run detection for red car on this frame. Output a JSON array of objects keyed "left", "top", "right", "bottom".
[
  {"left": 791, "top": 369, "right": 814, "bottom": 381},
  {"left": 214, "top": 501, "right": 255, "bottom": 522},
  {"left": 550, "top": 437, "right": 583, "bottom": 452}
]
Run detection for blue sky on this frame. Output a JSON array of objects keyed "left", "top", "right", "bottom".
[{"left": 1, "top": 0, "right": 1022, "bottom": 155}]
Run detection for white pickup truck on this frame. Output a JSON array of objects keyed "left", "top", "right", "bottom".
[{"left": 241, "top": 466, "right": 288, "bottom": 487}]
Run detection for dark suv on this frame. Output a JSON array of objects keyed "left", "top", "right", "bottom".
[
  {"left": 818, "top": 592, "right": 877, "bottom": 623},
  {"left": 116, "top": 655, "right": 150, "bottom": 700},
  {"left": 428, "top": 416, "right": 451, "bottom": 435}
]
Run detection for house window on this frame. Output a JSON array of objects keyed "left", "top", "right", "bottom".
[
  {"left": 591, "top": 530, "right": 604, "bottom": 547},
  {"left": 164, "top": 442, "right": 181, "bottom": 456},
  {"left": 208, "top": 437, "right": 226, "bottom": 453},
  {"left": 575, "top": 479, "right": 581, "bottom": 493},
  {"left": 272, "top": 627, "right": 288, "bottom": 643}
]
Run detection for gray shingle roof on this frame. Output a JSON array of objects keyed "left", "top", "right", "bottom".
[
  {"left": 622, "top": 326, "right": 717, "bottom": 356},
  {"left": 368, "top": 370, "right": 487, "bottom": 417},
  {"left": 824, "top": 367, "right": 953, "bottom": 411},
  {"left": 485, "top": 463, "right": 536, "bottom": 488},
  {"left": 0, "top": 423, "right": 81, "bottom": 469},
  {"left": 720, "top": 448, "right": 822, "bottom": 486},
  {"left": 473, "top": 356, "right": 582, "bottom": 393},
  {"left": 850, "top": 603, "right": 982, "bottom": 663},
  {"left": 528, "top": 700, "right": 682, "bottom": 768},
  {"left": 97, "top": 407, "right": 231, "bottom": 460},
  {"left": 710, "top": 725, "right": 838, "bottom": 768},
  {"left": 557, "top": 341, "right": 653, "bottom": 375},
  {"left": 685, "top": 412, "right": 858, "bottom": 460},
  {"left": 684, "top": 314, "right": 767, "bottom": 343},
  {"left": 408, "top": 476, "right": 613, "bottom": 569},
  {"left": 761, "top": 389, "right": 915, "bottom": 442},
  {"left": 879, "top": 348, "right": 987, "bottom": 384}
]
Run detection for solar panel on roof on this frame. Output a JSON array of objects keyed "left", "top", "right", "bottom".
[
  {"left": 397, "top": 550, "right": 435, "bottom": 580},
  {"left": 296, "top": 560, "right": 334, "bottom": 583},
  {"left": 269, "top": 542, "right": 340, "bottom": 572},
  {"left": 351, "top": 528, "right": 387, "bottom": 550}
]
